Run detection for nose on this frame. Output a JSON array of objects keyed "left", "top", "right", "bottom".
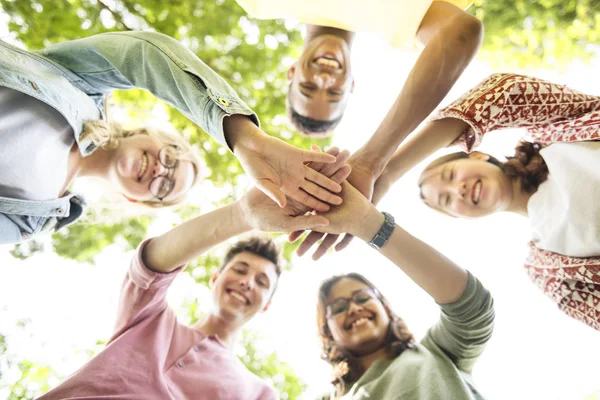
[
  {"left": 238, "top": 279, "right": 253, "bottom": 291},
  {"left": 347, "top": 301, "right": 364, "bottom": 316},
  {"left": 314, "top": 72, "right": 335, "bottom": 88},
  {"left": 152, "top": 159, "right": 168, "bottom": 178},
  {"left": 448, "top": 181, "right": 467, "bottom": 199}
]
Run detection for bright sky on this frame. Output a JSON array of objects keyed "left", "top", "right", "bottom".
[{"left": 1, "top": 26, "right": 600, "bottom": 400}]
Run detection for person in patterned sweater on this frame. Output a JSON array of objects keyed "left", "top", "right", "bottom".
[{"left": 370, "top": 73, "right": 600, "bottom": 331}]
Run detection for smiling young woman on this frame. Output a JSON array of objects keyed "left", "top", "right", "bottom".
[{"left": 371, "top": 73, "right": 600, "bottom": 331}]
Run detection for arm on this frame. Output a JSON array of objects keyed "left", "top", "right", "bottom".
[
  {"left": 39, "top": 31, "right": 256, "bottom": 148},
  {"left": 0, "top": 213, "right": 25, "bottom": 244},
  {"left": 318, "top": 182, "right": 469, "bottom": 304},
  {"left": 40, "top": 31, "right": 342, "bottom": 210},
  {"left": 315, "top": 182, "right": 494, "bottom": 368},
  {"left": 353, "top": 2, "right": 483, "bottom": 177},
  {"left": 372, "top": 117, "right": 469, "bottom": 203}
]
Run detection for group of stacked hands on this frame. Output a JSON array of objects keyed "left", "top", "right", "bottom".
[{"left": 1, "top": 0, "right": 599, "bottom": 398}]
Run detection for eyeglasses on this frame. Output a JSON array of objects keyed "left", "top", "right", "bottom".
[
  {"left": 149, "top": 145, "right": 181, "bottom": 201},
  {"left": 326, "top": 288, "right": 378, "bottom": 318}
]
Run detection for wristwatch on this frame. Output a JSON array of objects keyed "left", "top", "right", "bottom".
[{"left": 368, "top": 212, "right": 395, "bottom": 250}]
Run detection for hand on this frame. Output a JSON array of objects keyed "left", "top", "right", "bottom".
[
  {"left": 307, "top": 181, "right": 383, "bottom": 240},
  {"left": 239, "top": 187, "right": 330, "bottom": 233},
  {"left": 224, "top": 115, "right": 342, "bottom": 211},
  {"left": 291, "top": 155, "right": 378, "bottom": 259}
]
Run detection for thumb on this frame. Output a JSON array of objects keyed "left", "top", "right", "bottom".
[
  {"left": 256, "top": 179, "right": 286, "bottom": 208},
  {"left": 288, "top": 215, "right": 329, "bottom": 232}
]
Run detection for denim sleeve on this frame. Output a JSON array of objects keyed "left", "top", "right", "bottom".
[
  {"left": 38, "top": 31, "right": 259, "bottom": 149},
  {"left": 421, "top": 271, "right": 495, "bottom": 374},
  {"left": 0, "top": 213, "right": 24, "bottom": 244}
]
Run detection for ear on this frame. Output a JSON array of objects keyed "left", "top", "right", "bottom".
[
  {"left": 469, "top": 151, "right": 490, "bottom": 162},
  {"left": 350, "top": 77, "right": 355, "bottom": 93},
  {"left": 209, "top": 271, "right": 219, "bottom": 288},
  {"left": 287, "top": 64, "right": 296, "bottom": 81},
  {"left": 260, "top": 299, "right": 272, "bottom": 313}
]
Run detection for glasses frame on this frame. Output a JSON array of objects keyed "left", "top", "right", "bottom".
[
  {"left": 149, "top": 145, "right": 181, "bottom": 202},
  {"left": 325, "top": 287, "right": 379, "bottom": 318}
]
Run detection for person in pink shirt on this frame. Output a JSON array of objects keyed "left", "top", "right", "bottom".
[{"left": 37, "top": 146, "right": 353, "bottom": 400}]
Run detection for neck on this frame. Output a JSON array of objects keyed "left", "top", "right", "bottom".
[
  {"left": 305, "top": 24, "right": 355, "bottom": 49},
  {"left": 192, "top": 312, "right": 243, "bottom": 349},
  {"left": 77, "top": 147, "right": 113, "bottom": 180},
  {"left": 358, "top": 345, "right": 393, "bottom": 373},
  {"left": 506, "top": 178, "right": 532, "bottom": 217}
]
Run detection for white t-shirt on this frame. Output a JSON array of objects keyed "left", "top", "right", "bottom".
[
  {"left": 237, "top": 0, "right": 472, "bottom": 49},
  {"left": 528, "top": 142, "right": 600, "bottom": 257},
  {"left": 0, "top": 87, "right": 74, "bottom": 201}
]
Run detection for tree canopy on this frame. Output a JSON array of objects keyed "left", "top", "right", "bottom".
[{"left": 1, "top": 0, "right": 599, "bottom": 398}]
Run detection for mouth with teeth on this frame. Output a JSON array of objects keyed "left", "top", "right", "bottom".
[
  {"left": 471, "top": 179, "right": 482, "bottom": 205},
  {"left": 346, "top": 315, "right": 374, "bottom": 330},
  {"left": 226, "top": 289, "right": 250, "bottom": 305},
  {"left": 137, "top": 152, "right": 149, "bottom": 181},
  {"left": 313, "top": 55, "right": 342, "bottom": 70}
]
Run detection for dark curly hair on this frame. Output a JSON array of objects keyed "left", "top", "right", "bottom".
[
  {"left": 316, "top": 273, "right": 416, "bottom": 398},
  {"left": 419, "top": 140, "right": 549, "bottom": 199}
]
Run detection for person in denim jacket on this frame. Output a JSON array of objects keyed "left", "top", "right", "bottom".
[{"left": 0, "top": 31, "right": 343, "bottom": 244}]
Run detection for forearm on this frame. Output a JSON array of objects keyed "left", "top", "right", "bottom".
[
  {"left": 142, "top": 202, "right": 251, "bottom": 273},
  {"left": 380, "top": 117, "right": 469, "bottom": 184},
  {"left": 358, "top": 10, "right": 482, "bottom": 175},
  {"left": 355, "top": 207, "right": 469, "bottom": 304},
  {"left": 40, "top": 31, "right": 258, "bottom": 147}
]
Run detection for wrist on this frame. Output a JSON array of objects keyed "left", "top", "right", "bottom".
[
  {"left": 352, "top": 148, "right": 387, "bottom": 178},
  {"left": 232, "top": 199, "right": 254, "bottom": 233},
  {"left": 354, "top": 206, "right": 385, "bottom": 242},
  {"left": 223, "top": 114, "right": 265, "bottom": 154}
]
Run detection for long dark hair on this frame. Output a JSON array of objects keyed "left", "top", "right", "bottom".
[{"left": 316, "top": 273, "right": 416, "bottom": 398}]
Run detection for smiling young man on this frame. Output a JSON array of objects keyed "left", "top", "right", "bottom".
[
  {"left": 236, "top": 0, "right": 481, "bottom": 138},
  {"left": 36, "top": 182, "right": 339, "bottom": 400}
]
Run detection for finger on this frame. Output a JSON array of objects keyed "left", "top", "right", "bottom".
[
  {"left": 335, "top": 234, "right": 355, "bottom": 252},
  {"left": 301, "top": 181, "right": 343, "bottom": 205},
  {"left": 288, "top": 230, "right": 305, "bottom": 242},
  {"left": 256, "top": 179, "right": 286, "bottom": 208},
  {"left": 288, "top": 188, "right": 330, "bottom": 212},
  {"left": 307, "top": 146, "right": 338, "bottom": 172},
  {"left": 302, "top": 149, "right": 336, "bottom": 164},
  {"left": 305, "top": 167, "right": 342, "bottom": 193},
  {"left": 312, "top": 234, "right": 340, "bottom": 260},
  {"left": 296, "top": 231, "right": 327, "bottom": 256},
  {"left": 288, "top": 215, "right": 329, "bottom": 232},
  {"left": 329, "top": 165, "right": 352, "bottom": 184},
  {"left": 320, "top": 149, "right": 351, "bottom": 177}
]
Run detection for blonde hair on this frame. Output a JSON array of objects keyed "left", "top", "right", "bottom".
[{"left": 81, "top": 119, "right": 203, "bottom": 207}]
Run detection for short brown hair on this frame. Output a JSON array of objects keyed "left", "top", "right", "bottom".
[
  {"left": 220, "top": 236, "right": 283, "bottom": 297},
  {"left": 316, "top": 273, "right": 415, "bottom": 398}
]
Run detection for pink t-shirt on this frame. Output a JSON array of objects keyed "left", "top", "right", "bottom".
[{"left": 39, "top": 240, "right": 278, "bottom": 400}]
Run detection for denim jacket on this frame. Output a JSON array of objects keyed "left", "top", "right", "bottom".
[{"left": 0, "top": 31, "right": 258, "bottom": 244}]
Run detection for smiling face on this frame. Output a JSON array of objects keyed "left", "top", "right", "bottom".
[
  {"left": 287, "top": 34, "right": 354, "bottom": 129},
  {"left": 110, "top": 134, "right": 197, "bottom": 204},
  {"left": 210, "top": 252, "right": 279, "bottom": 324},
  {"left": 325, "top": 278, "right": 390, "bottom": 357},
  {"left": 419, "top": 153, "right": 514, "bottom": 218}
]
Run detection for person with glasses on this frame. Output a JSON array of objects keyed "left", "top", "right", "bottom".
[
  {"left": 0, "top": 30, "right": 342, "bottom": 244},
  {"left": 298, "top": 180, "right": 494, "bottom": 399}
]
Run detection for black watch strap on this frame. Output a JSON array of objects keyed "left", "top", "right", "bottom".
[{"left": 368, "top": 212, "right": 395, "bottom": 250}]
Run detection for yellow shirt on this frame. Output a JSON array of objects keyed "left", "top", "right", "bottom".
[{"left": 236, "top": 0, "right": 473, "bottom": 49}]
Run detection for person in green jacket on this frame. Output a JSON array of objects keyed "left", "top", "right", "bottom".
[{"left": 306, "top": 181, "right": 495, "bottom": 399}]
